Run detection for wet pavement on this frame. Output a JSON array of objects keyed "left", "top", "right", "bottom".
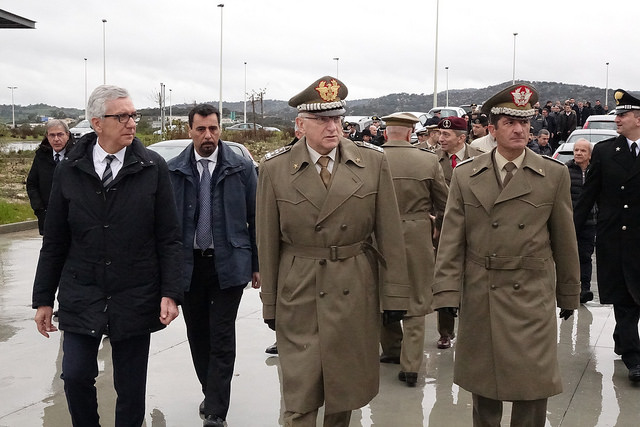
[{"left": 1, "top": 228, "right": 638, "bottom": 426}]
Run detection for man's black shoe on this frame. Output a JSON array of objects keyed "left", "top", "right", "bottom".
[
  {"left": 265, "top": 342, "right": 278, "bottom": 354},
  {"left": 580, "top": 290, "right": 594, "bottom": 304},
  {"left": 379, "top": 355, "right": 400, "bottom": 364},
  {"left": 398, "top": 371, "right": 418, "bottom": 387},
  {"left": 629, "top": 365, "right": 640, "bottom": 382},
  {"left": 203, "top": 415, "right": 225, "bottom": 427}
]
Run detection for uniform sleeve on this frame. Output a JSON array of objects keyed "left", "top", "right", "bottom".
[
  {"left": 374, "top": 153, "right": 410, "bottom": 311},
  {"left": 256, "top": 161, "right": 280, "bottom": 319},
  {"left": 549, "top": 166, "right": 581, "bottom": 309},
  {"left": 430, "top": 159, "right": 449, "bottom": 229},
  {"left": 244, "top": 162, "right": 259, "bottom": 273},
  {"left": 432, "top": 168, "right": 466, "bottom": 309}
]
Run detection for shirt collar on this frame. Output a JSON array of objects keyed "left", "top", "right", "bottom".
[
  {"left": 306, "top": 143, "right": 337, "bottom": 165},
  {"left": 194, "top": 143, "right": 219, "bottom": 164},
  {"left": 494, "top": 149, "right": 526, "bottom": 171},
  {"left": 94, "top": 138, "right": 126, "bottom": 164}
]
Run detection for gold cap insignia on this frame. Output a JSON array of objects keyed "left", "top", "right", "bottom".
[{"left": 315, "top": 79, "right": 341, "bottom": 102}]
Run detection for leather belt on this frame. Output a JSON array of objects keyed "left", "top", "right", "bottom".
[
  {"left": 281, "top": 241, "right": 365, "bottom": 262},
  {"left": 467, "top": 249, "right": 551, "bottom": 271},
  {"left": 194, "top": 248, "right": 215, "bottom": 258}
]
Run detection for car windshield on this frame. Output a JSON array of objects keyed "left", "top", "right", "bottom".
[
  {"left": 74, "top": 120, "right": 91, "bottom": 128},
  {"left": 584, "top": 121, "right": 617, "bottom": 130}
]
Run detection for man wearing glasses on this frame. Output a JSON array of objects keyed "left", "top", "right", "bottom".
[
  {"left": 257, "top": 76, "right": 408, "bottom": 426},
  {"left": 32, "top": 85, "right": 183, "bottom": 426}
]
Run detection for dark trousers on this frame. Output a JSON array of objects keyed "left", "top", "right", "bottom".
[
  {"left": 613, "top": 303, "right": 640, "bottom": 368},
  {"left": 577, "top": 225, "right": 596, "bottom": 291},
  {"left": 61, "top": 331, "right": 150, "bottom": 427},
  {"left": 183, "top": 250, "right": 244, "bottom": 419}
]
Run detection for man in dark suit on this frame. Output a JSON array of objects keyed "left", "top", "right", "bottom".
[
  {"left": 168, "top": 104, "right": 260, "bottom": 427},
  {"left": 574, "top": 89, "right": 640, "bottom": 384}
]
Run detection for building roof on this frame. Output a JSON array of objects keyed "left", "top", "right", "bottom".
[{"left": 0, "top": 9, "right": 36, "bottom": 29}]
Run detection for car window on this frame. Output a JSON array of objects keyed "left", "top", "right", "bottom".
[{"left": 584, "top": 121, "right": 617, "bottom": 130}]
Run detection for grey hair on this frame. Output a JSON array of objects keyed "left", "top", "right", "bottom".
[
  {"left": 538, "top": 129, "right": 550, "bottom": 137},
  {"left": 45, "top": 119, "right": 70, "bottom": 133},
  {"left": 86, "top": 85, "right": 131, "bottom": 121}
]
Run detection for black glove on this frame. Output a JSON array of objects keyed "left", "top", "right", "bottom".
[
  {"left": 264, "top": 318, "right": 276, "bottom": 331},
  {"left": 559, "top": 309, "right": 573, "bottom": 320},
  {"left": 436, "top": 307, "right": 458, "bottom": 318},
  {"left": 382, "top": 310, "right": 406, "bottom": 326}
]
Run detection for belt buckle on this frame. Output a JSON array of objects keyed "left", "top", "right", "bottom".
[
  {"left": 330, "top": 246, "right": 338, "bottom": 262},
  {"left": 484, "top": 256, "right": 492, "bottom": 270}
]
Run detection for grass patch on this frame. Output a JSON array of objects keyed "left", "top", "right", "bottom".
[{"left": 0, "top": 200, "right": 35, "bottom": 224}]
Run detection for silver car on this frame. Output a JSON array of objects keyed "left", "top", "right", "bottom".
[
  {"left": 552, "top": 129, "right": 618, "bottom": 163},
  {"left": 69, "top": 119, "right": 95, "bottom": 140}
]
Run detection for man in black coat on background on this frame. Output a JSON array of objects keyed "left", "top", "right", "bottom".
[{"left": 574, "top": 89, "right": 640, "bottom": 384}]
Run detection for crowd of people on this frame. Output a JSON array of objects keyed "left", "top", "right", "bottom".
[{"left": 26, "top": 79, "right": 640, "bottom": 427}]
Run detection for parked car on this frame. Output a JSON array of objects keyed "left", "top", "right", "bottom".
[
  {"left": 552, "top": 129, "right": 618, "bottom": 163},
  {"left": 147, "top": 139, "right": 258, "bottom": 171},
  {"left": 226, "top": 123, "right": 280, "bottom": 132},
  {"left": 69, "top": 119, "right": 94, "bottom": 140},
  {"left": 583, "top": 114, "right": 616, "bottom": 131},
  {"left": 428, "top": 106, "right": 467, "bottom": 119}
]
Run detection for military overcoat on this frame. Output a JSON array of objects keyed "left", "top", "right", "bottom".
[
  {"left": 433, "top": 148, "right": 580, "bottom": 401},
  {"left": 257, "top": 137, "right": 409, "bottom": 414},
  {"left": 381, "top": 140, "right": 448, "bottom": 315},
  {"left": 574, "top": 135, "right": 640, "bottom": 304}
]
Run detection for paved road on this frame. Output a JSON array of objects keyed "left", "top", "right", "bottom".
[{"left": 1, "top": 229, "right": 638, "bottom": 426}]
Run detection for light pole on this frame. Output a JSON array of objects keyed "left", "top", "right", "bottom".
[
  {"left": 84, "top": 58, "right": 88, "bottom": 119},
  {"left": 512, "top": 32, "right": 518, "bottom": 84},
  {"left": 433, "top": 0, "right": 440, "bottom": 108},
  {"left": 169, "top": 88, "right": 172, "bottom": 126},
  {"left": 605, "top": 62, "right": 610, "bottom": 109},
  {"left": 8, "top": 86, "right": 17, "bottom": 129},
  {"left": 102, "top": 19, "right": 107, "bottom": 84},
  {"left": 218, "top": 4, "right": 224, "bottom": 118},
  {"left": 333, "top": 57, "right": 339, "bottom": 78},
  {"left": 243, "top": 61, "right": 247, "bottom": 123},
  {"left": 445, "top": 67, "right": 449, "bottom": 106}
]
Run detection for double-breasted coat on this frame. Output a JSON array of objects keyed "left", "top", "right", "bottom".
[
  {"left": 257, "top": 137, "right": 409, "bottom": 414},
  {"left": 381, "top": 140, "right": 448, "bottom": 315},
  {"left": 437, "top": 144, "right": 482, "bottom": 185},
  {"left": 574, "top": 135, "right": 640, "bottom": 304},
  {"left": 433, "top": 148, "right": 580, "bottom": 401}
]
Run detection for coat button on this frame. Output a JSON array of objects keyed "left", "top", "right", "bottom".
[
  {"left": 624, "top": 204, "right": 629, "bottom": 209},
  {"left": 340, "top": 224, "right": 348, "bottom": 230},
  {"left": 513, "top": 283, "right": 520, "bottom": 290},
  {"left": 315, "top": 225, "right": 322, "bottom": 232},
  {"left": 103, "top": 224, "right": 109, "bottom": 228},
  {"left": 105, "top": 259, "right": 111, "bottom": 265},
  {"left": 518, "top": 224, "right": 525, "bottom": 229},
  {"left": 492, "top": 222, "right": 499, "bottom": 228},
  {"left": 319, "top": 291, "right": 326, "bottom": 297},
  {"left": 343, "top": 289, "right": 350, "bottom": 295},
  {"left": 621, "top": 186, "right": 625, "bottom": 190},
  {"left": 622, "top": 226, "right": 627, "bottom": 231},
  {"left": 319, "top": 259, "right": 326, "bottom": 266},
  {"left": 490, "top": 284, "right": 497, "bottom": 290},
  {"left": 491, "top": 253, "right": 497, "bottom": 257}
]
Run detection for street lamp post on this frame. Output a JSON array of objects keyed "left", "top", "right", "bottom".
[
  {"left": 512, "top": 32, "right": 518, "bottom": 84},
  {"left": 169, "top": 88, "right": 172, "bottom": 126},
  {"left": 333, "top": 57, "right": 339, "bottom": 78},
  {"left": 102, "top": 19, "right": 107, "bottom": 84},
  {"left": 433, "top": 0, "right": 440, "bottom": 108},
  {"left": 84, "top": 58, "right": 88, "bottom": 119},
  {"left": 605, "top": 62, "right": 610, "bottom": 109},
  {"left": 244, "top": 61, "right": 247, "bottom": 123},
  {"left": 218, "top": 4, "right": 224, "bottom": 118},
  {"left": 445, "top": 67, "right": 449, "bottom": 106},
  {"left": 8, "top": 86, "right": 17, "bottom": 129}
]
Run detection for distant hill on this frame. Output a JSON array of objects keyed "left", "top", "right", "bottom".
[{"left": 1, "top": 81, "right": 631, "bottom": 128}]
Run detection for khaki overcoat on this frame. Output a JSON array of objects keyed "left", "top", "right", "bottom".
[
  {"left": 257, "top": 137, "right": 409, "bottom": 414},
  {"left": 437, "top": 144, "right": 482, "bottom": 185},
  {"left": 381, "top": 140, "right": 448, "bottom": 315},
  {"left": 433, "top": 148, "right": 580, "bottom": 401}
]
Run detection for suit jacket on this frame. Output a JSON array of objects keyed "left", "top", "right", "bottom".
[
  {"left": 437, "top": 144, "right": 482, "bottom": 185},
  {"left": 574, "top": 135, "right": 640, "bottom": 304},
  {"left": 257, "top": 137, "right": 409, "bottom": 413},
  {"left": 433, "top": 148, "right": 580, "bottom": 400}
]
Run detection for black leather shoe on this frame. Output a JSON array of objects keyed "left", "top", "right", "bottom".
[
  {"left": 203, "top": 415, "right": 225, "bottom": 427},
  {"left": 437, "top": 335, "right": 452, "bottom": 349},
  {"left": 580, "top": 290, "right": 594, "bottom": 304},
  {"left": 265, "top": 342, "right": 278, "bottom": 354},
  {"left": 380, "top": 354, "right": 400, "bottom": 364},
  {"left": 199, "top": 400, "right": 205, "bottom": 415},
  {"left": 629, "top": 365, "right": 640, "bottom": 382},
  {"left": 398, "top": 371, "right": 418, "bottom": 387}
]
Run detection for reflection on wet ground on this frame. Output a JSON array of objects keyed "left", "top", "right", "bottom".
[{"left": 1, "top": 229, "right": 639, "bottom": 426}]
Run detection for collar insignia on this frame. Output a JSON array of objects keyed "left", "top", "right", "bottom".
[{"left": 616, "top": 147, "right": 621, "bottom": 151}]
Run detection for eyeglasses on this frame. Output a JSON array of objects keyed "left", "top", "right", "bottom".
[
  {"left": 103, "top": 113, "right": 140, "bottom": 123},
  {"left": 302, "top": 115, "right": 343, "bottom": 125},
  {"left": 47, "top": 132, "right": 67, "bottom": 139}
]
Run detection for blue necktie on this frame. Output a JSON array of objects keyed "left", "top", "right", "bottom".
[
  {"left": 196, "top": 159, "right": 213, "bottom": 250},
  {"left": 102, "top": 155, "right": 116, "bottom": 188}
]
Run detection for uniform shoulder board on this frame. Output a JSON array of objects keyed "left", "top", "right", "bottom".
[
  {"left": 418, "top": 147, "right": 437, "bottom": 155},
  {"left": 542, "top": 155, "right": 564, "bottom": 165},
  {"left": 456, "top": 156, "right": 475, "bottom": 167},
  {"left": 357, "top": 141, "right": 384, "bottom": 152},
  {"left": 263, "top": 145, "right": 292, "bottom": 161}
]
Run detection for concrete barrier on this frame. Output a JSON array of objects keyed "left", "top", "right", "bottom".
[{"left": 0, "top": 220, "right": 38, "bottom": 234}]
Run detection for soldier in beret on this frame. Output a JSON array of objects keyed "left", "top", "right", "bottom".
[
  {"left": 574, "top": 89, "right": 640, "bottom": 384},
  {"left": 378, "top": 112, "right": 449, "bottom": 387},
  {"left": 433, "top": 83, "right": 580, "bottom": 426},
  {"left": 256, "top": 76, "right": 409, "bottom": 426}
]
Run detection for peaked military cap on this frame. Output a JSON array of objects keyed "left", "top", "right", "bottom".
[
  {"left": 472, "top": 114, "right": 488, "bottom": 126},
  {"left": 289, "top": 76, "right": 348, "bottom": 116},
  {"left": 613, "top": 89, "right": 640, "bottom": 114},
  {"left": 371, "top": 116, "right": 380, "bottom": 121},
  {"left": 481, "top": 83, "right": 538, "bottom": 119},
  {"left": 414, "top": 124, "right": 428, "bottom": 135},
  {"left": 438, "top": 116, "right": 467, "bottom": 131},
  {"left": 381, "top": 112, "right": 419, "bottom": 128}
]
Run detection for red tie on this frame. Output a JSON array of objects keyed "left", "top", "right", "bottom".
[{"left": 451, "top": 154, "right": 457, "bottom": 168}]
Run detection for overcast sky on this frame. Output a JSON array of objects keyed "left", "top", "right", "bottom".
[{"left": 1, "top": 0, "right": 637, "bottom": 109}]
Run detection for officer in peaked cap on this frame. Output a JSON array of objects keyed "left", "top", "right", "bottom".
[
  {"left": 470, "top": 113, "right": 489, "bottom": 142},
  {"left": 257, "top": 76, "right": 408, "bottom": 426},
  {"left": 433, "top": 82, "right": 579, "bottom": 426},
  {"left": 575, "top": 88, "right": 640, "bottom": 385},
  {"left": 379, "top": 111, "right": 449, "bottom": 387}
]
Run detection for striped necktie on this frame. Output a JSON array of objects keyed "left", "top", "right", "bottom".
[{"left": 102, "top": 155, "right": 116, "bottom": 188}]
